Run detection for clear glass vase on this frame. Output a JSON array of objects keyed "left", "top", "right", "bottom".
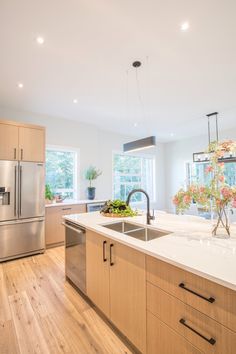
[{"left": 211, "top": 207, "right": 231, "bottom": 239}]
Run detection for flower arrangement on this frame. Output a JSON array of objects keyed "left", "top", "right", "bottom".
[{"left": 173, "top": 140, "right": 236, "bottom": 237}]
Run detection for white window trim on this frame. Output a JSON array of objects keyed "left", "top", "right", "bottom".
[
  {"left": 46, "top": 144, "right": 80, "bottom": 199},
  {"left": 112, "top": 150, "right": 156, "bottom": 203}
]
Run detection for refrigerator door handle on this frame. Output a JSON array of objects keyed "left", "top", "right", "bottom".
[
  {"left": 14, "top": 165, "right": 17, "bottom": 216},
  {"left": 0, "top": 218, "right": 45, "bottom": 227},
  {"left": 19, "top": 165, "right": 22, "bottom": 216}
]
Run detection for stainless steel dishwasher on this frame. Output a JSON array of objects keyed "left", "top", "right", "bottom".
[{"left": 64, "top": 220, "right": 86, "bottom": 294}]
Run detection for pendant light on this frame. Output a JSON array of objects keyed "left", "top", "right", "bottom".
[
  {"left": 123, "top": 60, "right": 156, "bottom": 153},
  {"left": 193, "top": 112, "right": 236, "bottom": 162},
  {"left": 123, "top": 136, "right": 156, "bottom": 153}
]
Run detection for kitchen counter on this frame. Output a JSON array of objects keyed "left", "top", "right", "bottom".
[
  {"left": 64, "top": 211, "right": 236, "bottom": 291},
  {"left": 45, "top": 199, "right": 106, "bottom": 208}
]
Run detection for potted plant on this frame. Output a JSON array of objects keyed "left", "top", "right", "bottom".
[
  {"left": 45, "top": 184, "right": 54, "bottom": 204},
  {"left": 173, "top": 140, "right": 236, "bottom": 238},
  {"left": 85, "top": 166, "right": 102, "bottom": 200}
]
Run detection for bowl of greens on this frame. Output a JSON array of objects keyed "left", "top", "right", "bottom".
[{"left": 100, "top": 200, "right": 137, "bottom": 217}]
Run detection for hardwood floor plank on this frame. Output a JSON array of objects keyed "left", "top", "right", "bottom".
[
  {"left": 0, "top": 264, "right": 12, "bottom": 322},
  {"left": 1, "top": 247, "right": 135, "bottom": 354},
  {"left": 0, "top": 320, "right": 20, "bottom": 354},
  {"left": 9, "top": 291, "right": 51, "bottom": 354}
]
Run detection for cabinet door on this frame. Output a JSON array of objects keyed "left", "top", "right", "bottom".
[
  {"left": 45, "top": 207, "right": 65, "bottom": 246},
  {"left": 110, "top": 242, "right": 146, "bottom": 354},
  {"left": 147, "top": 311, "right": 203, "bottom": 354},
  {"left": 86, "top": 230, "right": 110, "bottom": 317},
  {"left": 19, "top": 127, "right": 45, "bottom": 162},
  {"left": 70, "top": 204, "right": 86, "bottom": 214},
  {"left": 0, "top": 123, "right": 18, "bottom": 160}
]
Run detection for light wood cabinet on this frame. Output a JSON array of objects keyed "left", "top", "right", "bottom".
[
  {"left": 146, "top": 255, "right": 236, "bottom": 354},
  {"left": 146, "top": 256, "right": 236, "bottom": 331},
  {"left": 147, "top": 311, "right": 203, "bottom": 354},
  {"left": 19, "top": 126, "right": 45, "bottom": 162},
  {"left": 0, "top": 122, "right": 18, "bottom": 160},
  {"left": 86, "top": 230, "right": 146, "bottom": 353},
  {"left": 86, "top": 230, "right": 110, "bottom": 317},
  {"left": 110, "top": 241, "right": 146, "bottom": 354},
  {"left": 147, "top": 282, "right": 236, "bottom": 354},
  {"left": 45, "top": 204, "right": 86, "bottom": 247},
  {"left": 0, "top": 120, "right": 45, "bottom": 162}
]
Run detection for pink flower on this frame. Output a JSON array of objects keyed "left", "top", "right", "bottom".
[
  {"left": 199, "top": 186, "right": 206, "bottom": 193},
  {"left": 183, "top": 195, "right": 191, "bottom": 204},
  {"left": 173, "top": 196, "right": 179, "bottom": 205},
  {"left": 205, "top": 166, "right": 213, "bottom": 174},
  {"left": 232, "top": 199, "right": 236, "bottom": 208},
  {"left": 218, "top": 175, "right": 225, "bottom": 183},
  {"left": 218, "top": 162, "right": 225, "bottom": 168},
  {"left": 189, "top": 185, "right": 197, "bottom": 193},
  {"left": 221, "top": 187, "right": 232, "bottom": 199}
]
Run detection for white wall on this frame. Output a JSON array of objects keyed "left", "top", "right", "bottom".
[
  {"left": 164, "top": 127, "right": 236, "bottom": 212},
  {"left": 0, "top": 106, "right": 166, "bottom": 209}
]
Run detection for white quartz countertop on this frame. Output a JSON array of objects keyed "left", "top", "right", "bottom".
[
  {"left": 45, "top": 199, "right": 106, "bottom": 208},
  {"left": 63, "top": 211, "right": 236, "bottom": 291}
]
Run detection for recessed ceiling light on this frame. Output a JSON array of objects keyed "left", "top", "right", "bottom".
[
  {"left": 134, "top": 122, "right": 138, "bottom": 127},
  {"left": 181, "top": 22, "right": 189, "bottom": 31},
  {"left": 17, "top": 82, "right": 23, "bottom": 88},
  {"left": 170, "top": 133, "right": 174, "bottom": 137},
  {"left": 73, "top": 99, "right": 78, "bottom": 104},
  {"left": 36, "top": 36, "right": 44, "bottom": 45}
]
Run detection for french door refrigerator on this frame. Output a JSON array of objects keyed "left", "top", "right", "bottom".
[{"left": 0, "top": 160, "right": 45, "bottom": 261}]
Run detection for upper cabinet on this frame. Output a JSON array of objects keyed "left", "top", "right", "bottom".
[
  {"left": 0, "top": 122, "right": 18, "bottom": 160},
  {"left": 19, "top": 127, "right": 45, "bottom": 162},
  {"left": 0, "top": 120, "right": 45, "bottom": 162}
]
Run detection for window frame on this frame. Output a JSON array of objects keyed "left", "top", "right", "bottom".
[
  {"left": 112, "top": 150, "right": 156, "bottom": 204},
  {"left": 185, "top": 160, "right": 236, "bottom": 187},
  {"left": 46, "top": 144, "right": 80, "bottom": 200}
]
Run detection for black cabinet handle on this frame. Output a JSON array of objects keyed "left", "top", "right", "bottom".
[
  {"left": 179, "top": 318, "right": 216, "bottom": 345},
  {"left": 110, "top": 244, "right": 114, "bottom": 266},
  {"left": 103, "top": 241, "right": 107, "bottom": 262},
  {"left": 62, "top": 207, "right": 72, "bottom": 211},
  {"left": 179, "top": 283, "right": 215, "bottom": 303}
]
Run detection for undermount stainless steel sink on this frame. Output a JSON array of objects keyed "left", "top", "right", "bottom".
[{"left": 101, "top": 221, "right": 172, "bottom": 241}]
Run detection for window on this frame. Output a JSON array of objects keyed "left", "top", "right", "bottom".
[
  {"left": 186, "top": 161, "right": 236, "bottom": 187},
  {"left": 46, "top": 146, "right": 78, "bottom": 199},
  {"left": 113, "top": 152, "right": 155, "bottom": 202}
]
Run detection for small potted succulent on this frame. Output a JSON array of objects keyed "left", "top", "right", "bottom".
[
  {"left": 45, "top": 184, "right": 54, "bottom": 204},
  {"left": 85, "top": 166, "right": 102, "bottom": 200}
]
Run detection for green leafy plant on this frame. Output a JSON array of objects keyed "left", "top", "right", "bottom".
[
  {"left": 85, "top": 166, "right": 102, "bottom": 188},
  {"left": 45, "top": 184, "right": 54, "bottom": 201},
  {"left": 100, "top": 199, "right": 138, "bottom": 217}
]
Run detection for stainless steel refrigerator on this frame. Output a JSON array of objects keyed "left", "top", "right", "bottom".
[{"left": 0, "top": 160, "right": 45, "bottom": 261}]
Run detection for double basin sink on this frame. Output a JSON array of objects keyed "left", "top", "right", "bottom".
[{"left": 101, "top": 221, "right": 172, "bottom": 242}]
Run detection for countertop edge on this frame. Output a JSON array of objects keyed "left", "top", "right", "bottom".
[
  {"left": 63, "top": 214, "right": 236, "bottom": 292},
  {"left": 45, "top": 199, "right": 106, "bottom": 208}
]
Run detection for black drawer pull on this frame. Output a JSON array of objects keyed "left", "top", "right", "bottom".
[
  {"left": 110, "top": 244, "right": 114, "bottom": 266},
  {"left": 179, "top": 283, "right": 215, "bottom": 303},
  {"left": 179, "top": 318, "right": 216, "bottom": 345},
  {"left": 62, "top": 207, "right": 72, "bottom": 211},
  {"left": 103, "top": 241, "right": 107, "bottom": 262}
]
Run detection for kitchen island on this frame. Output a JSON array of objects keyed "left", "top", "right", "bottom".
[{"left": 64, "top": 211, "right": 236, "bottom": 354}]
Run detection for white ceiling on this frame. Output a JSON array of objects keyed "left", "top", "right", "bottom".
[{"left": 1, "top": 0, "right": 236, "bottom": 142}]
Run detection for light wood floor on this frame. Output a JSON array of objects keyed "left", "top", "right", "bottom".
[{"left": 0, "top": 247, "right": 135, "bottom": 354}]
